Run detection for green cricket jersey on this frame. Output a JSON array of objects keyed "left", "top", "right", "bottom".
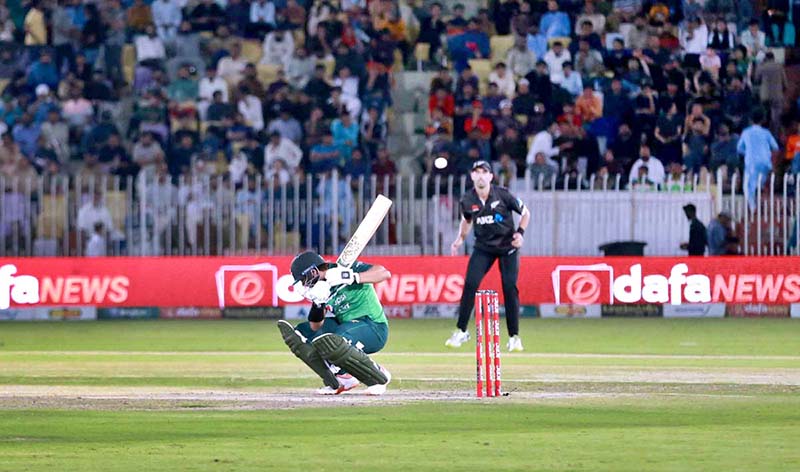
[{"left": 326, "top": 261, "right": 388, "bottom": 325}]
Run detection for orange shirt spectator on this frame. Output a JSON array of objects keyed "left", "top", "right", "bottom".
[
  {"left": 786, "top": 125, "right": 800, "bottom": 160},
  {"left": 127, "top": 0, "right": 154, "bottom": 33},
  {"left": 429, "top": 89, "right": 455, "bottom": 117},
  {"left": 374, "top": 14, "right": 406, "bottom": 42},
  {"left": 575, "top": 88, "right": 602, "bottom": 122},
  {"left": 464, "top": 102, "right": 493, "bottom": 137}
]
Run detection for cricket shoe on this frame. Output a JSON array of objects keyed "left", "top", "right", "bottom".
[
  {"left": 445, "top": 329, "right": 470, "bottom": 348},
  {"left": 365, "top": 366, "right": 392, "bottom": 396},
  {"left": 315, "top": 374, "right": 360, "bottom": 395},
  {"left": 507, "top": 335, "right": 524, "bottom": 352}
]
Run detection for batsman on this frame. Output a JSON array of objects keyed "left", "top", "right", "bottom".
[{"left": 277, "top": 251, "right": 393, "bottom": 395}]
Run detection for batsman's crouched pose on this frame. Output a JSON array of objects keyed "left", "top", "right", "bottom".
[{"left": 277, "top": 251, "right": 392, "bottom": 395}]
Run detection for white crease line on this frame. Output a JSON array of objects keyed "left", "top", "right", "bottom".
[{"left": 2, "top": 351, "right": 800, "bottom": 361}]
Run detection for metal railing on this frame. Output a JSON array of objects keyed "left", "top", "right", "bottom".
[{"left": 0, "top": 169, "right": 797, "bottom": 257}]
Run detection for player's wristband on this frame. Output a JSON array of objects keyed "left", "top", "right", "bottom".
[{"left": 516, "top": 228, "right": 525, "bottom": 236}]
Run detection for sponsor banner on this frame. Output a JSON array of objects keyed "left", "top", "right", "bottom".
[
  {"left": 43, "top": 306, "right": 97, "bottom": 320},
  {"left": 662, "top": 303, "right": 726, "bottom": 318},
  {"left": 2, "top": 256, "right": 800, "bottom": 308},
  {"left": 601, "top": 304, "right": 663, "bottom": 318},
  {"left": 791, "top": 304, "right": 800, "bottom": 318},
  {"left": 160, "top": 307, "right": 222, "bottom": 319},
  {"left": 0, "top": 308, "right": 48, "bottom": 321},
  {"left": 412, "top": 304, "right": 459, "bottom": 319},
  {"left": 384, "top": 305, "right": 412, "bottom": 319},
  {"left": 539, "top": 304, "right": 601, "bottom": 318},
  {"left": 223, "top": 306, "right": 284, "bottom": 320},
  {"left": 97, "top": 307, "right": 159, "bottom": 320},
  {"left": 726, "top": 304, "right": 790, "bottom": 318},
  {"left": 283, "top": 305, "right": 311, "bottom": 320},
  {"left": 520, "top": 305, "right": 539, "bottom": 318}
]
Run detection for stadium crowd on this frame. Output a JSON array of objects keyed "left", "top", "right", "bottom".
[{"left": 0, "top": 0, "right": 798, "bottom": 199}]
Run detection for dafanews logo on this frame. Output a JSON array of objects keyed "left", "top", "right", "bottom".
[
  {"left": 0, "top": 264, "right": 130, "bottom": 309},
  {"left": 0, "top": 265, "right": 40, "bottom": 309},
  {"left": 552, "top": 263, "right": 712, "bottom": 305},
  {"left": 214, "top": 263, "right": 309, "bottom": 308}
]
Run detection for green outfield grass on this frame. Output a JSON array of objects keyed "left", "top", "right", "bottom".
[{"left": 0, "top": 319, "right": 799, "bottom": 471}]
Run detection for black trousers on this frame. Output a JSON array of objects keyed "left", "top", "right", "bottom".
[{"left": 456, "top": 247, "right": 520, "bottom": 336}]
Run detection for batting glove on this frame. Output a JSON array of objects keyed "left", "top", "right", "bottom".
[{"left": 325, "top": 266, "right": 359, "bottom": 286}]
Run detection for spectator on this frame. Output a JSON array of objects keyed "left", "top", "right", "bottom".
[
  {"left": 755, "top": 52, "right": 787, "bottom": 135},
  {"left": 152, "top": 0, "right": 181, "bottom": 42},
  {"left": 626, "top": 15, "right": 649, "bottom": 50},
  {"left": 575, "top": 84, "right": 602, "bottom": 122},
  {"left": 309, "top": 131, "right": 342, "bottom": 173},
  {"left": 418, "top": 2, "right": 446, "bottom": 61},
  {"left": 539, "top": 0, "right": 570, "bottom": 40},
  {"left": 737, "top": 109, "right": 777, "bottom": 208},
  {"left": 699, "top": 47, "right": 722, "bottom": 80},
  {"left": 629, "top": 144, "right": 666, "bottom": 185},
  {"left": 429, "top": 87, "right": 455, "bottom": 118},
  {"left": 40, "top": 110, "right": 70, "bottom": 163},
  {"left": 740, "top": 19, "right": 767, "bottom": 62},
  {"left": 575, "top": 39, "right": 605, "bottom": 78},
  {"left": 482, "top": 83, "right": 504, "bottom": 117},
  {"left": 655, "top": 102, "right": 683, "bottom": 166},
  {"left": 189, "top": 0, "right": 225, "bottom": 33},
  {"left": 527, "top": 122, "right": 563, "bottom": 169},
  {"left": 333, "top": 66, "right": 359, "bottom": 101},
  {"left": 683, "top": 118, "right": 709, "bottom": 174},
  {"left": 217, "top": 42, "right": 248, "bottom": 85},
  {"left": 237, "top": 86, "right": 264, "bottom": 131},
  {"left": 268, "top": 107, "right": 303, "bottom": 144},
  {"left": 560, "top": 62, "right": 583, "bottom": 97},
  {"left": 710, "top": 123, "right": 740, "bottom": 175},
  {"left": 447, "top": 3, "right": 468, "bottom": 31},
  {"left": 361, "top": 106, "right": 386, "bottom": 159},
  {"left": 576, "top": 1, "right": 606, "bottom": 35},
  {"left": 225, "top": 0, "right": 250, "bottom": 36},
  {"left": 722, "top": 75, "right": 752, "bottom": 130},
  {"left": 707, "top": 211, "right": 738, "bottom": 255},
  {"left": 529, "top": 152, "right": 556, "bottom": 187},
  {"left": 12, "top": 113, "right": 40, "bottom": 158},
  {"left": 372, "top": 146, "right": 397, "bottom": 182},
  {"left": 78, "top": 190, "right": 122, "bottom": 241},
  {"left": 526, "top": 24, "right": 548, "bottom": 60},
  {"left": 265, "top": 131, "right": 302, "bottom": 175},
  {"left": 132, "top": 132, "right": 165, "bottom": 179},
  {"left": 167, "top": 65, "right": 199, "bottom": 103},
  {"left": 489, "top": 63, "right": 516, "bottom": 99},
  {"left": 573, "top": 20, "right": 603, "bottom": 54},
  {"left": 286, "top": 47, "right": 315, "bottom": 89},
  {"left": 543, "top": 41, "right": 571, "bottom": 85},
  {"left": 248, "top": 0, "right": 276, "bottom": 37},
  {"left": 24, "top": 0, "right": 47, "bottom": 46},
  {"left": 168, "top": 134, "right": 196, "bottom": 177},
  {"left": 27, "top": 51, "right": 59, "bottom": 90},
  {"left": 127, "top": 0, "right": 154, "bottom": 35},
  {"left": 463, "top": 101, "right": 493, "bottom": 140},
  {"left": 135, "top": 25, "right": 167, "bottom": 64},
  {"left": 708, "top": 20, "right": 735, "bottom": 52},
  {"left": 262, "top": 29, "right": 294, "bottom": 66},
  {"left": 506, "top": 36, "right": 538, "bottom": 78},
  {"left": 447, "top": 19, "right": 490, "bottom": 72},
  {"left": 331, "top": 112, "right": 359, "bottom": 161},
  {"left": 198, "top": 66, "right": 228, "bottom": 118},
  {"left": 0, "top": 132, "right": 23, "bottom": 177},
  {"left": 680, "top": 203, "right": 707, "bottom": 256},
  {"left": 207, "top": 91, "right": 234, "bottom": 122}
]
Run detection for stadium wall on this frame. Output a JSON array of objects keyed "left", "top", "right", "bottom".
[{"left": 0, "top": 257, "right": 798, "bottom": 319}]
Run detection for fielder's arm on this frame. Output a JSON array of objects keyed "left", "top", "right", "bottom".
[{"left": 451, "top": 217, "right": 472, "bottom": 256}]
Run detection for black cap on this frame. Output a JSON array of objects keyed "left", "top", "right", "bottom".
[
  {"left": 472, "top": 160, "right": 492, "bottom": 172},
  {"left": 290, "top": 251, "right": 326, "bottom": 284}
]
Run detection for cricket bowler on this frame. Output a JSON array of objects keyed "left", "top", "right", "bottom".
[
  {"left": 447, "top": 160, "right": 530, "bottom": 352},
  {"left": 277, "top": 251, "right": 393, "bottom": 395}
]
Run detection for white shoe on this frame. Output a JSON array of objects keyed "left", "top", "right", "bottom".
[
  {"left": 315, "top": 374, "right": 360, "bottom": 395},
  {"left": 445, "top": 329, "right": 470, "bottom": 348},
  {"left": 507, "top": 335, "right": 524, "bottom": 352},
  {"left": 365, "top": 366, "right": 391, "bottom": 396}
]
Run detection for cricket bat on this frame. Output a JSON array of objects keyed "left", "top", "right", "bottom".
[{"left": 336, "top": 195, "right": 393, "bottom": 268}]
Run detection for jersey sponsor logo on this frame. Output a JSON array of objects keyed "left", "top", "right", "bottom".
[
  {"left": 494, "top": 213, "right": 504, "bottom": 223},
  {"left": 490, "top": 200, "right": 500, "bottom": 209},
  {"left": 475, "top": 215, "right": 495, "bottom": 225}
]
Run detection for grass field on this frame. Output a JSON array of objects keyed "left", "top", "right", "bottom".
[{"left": 1, "top": 319, "right": 799, "bottom": 471}]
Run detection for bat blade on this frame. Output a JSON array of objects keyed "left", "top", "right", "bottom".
[{"left": 337, "top": 195, "right": 392, "bottom": 268}]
